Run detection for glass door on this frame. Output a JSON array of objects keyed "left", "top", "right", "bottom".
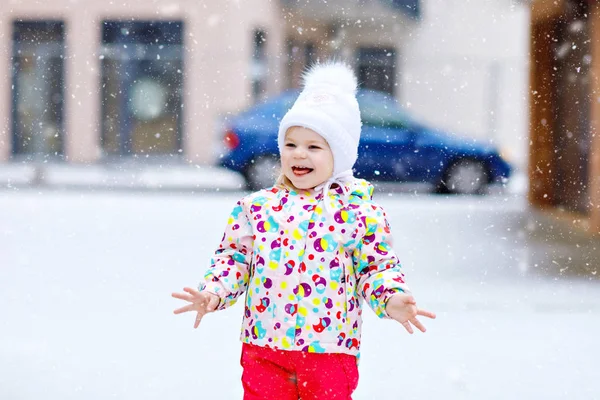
[
  {"left": 101, "top": 21, "right": 184, "bottom": 157},
  {"left": 12, "top": 21, "right": 65, "bottom": 158},
  {"left": 357, "top": 47, "right": 396, "bottom": 96}
]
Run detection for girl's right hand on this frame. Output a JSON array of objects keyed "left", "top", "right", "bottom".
[{"left": 172, "top": 287, "right": 220, "bottom": 328}]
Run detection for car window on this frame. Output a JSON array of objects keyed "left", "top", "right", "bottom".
[{"left": 358, "top": 90, "right": 412, "bottom": 128}]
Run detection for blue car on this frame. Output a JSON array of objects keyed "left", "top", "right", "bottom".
[{"left": 219, "top": 89, "right": 511, "bottom": 194}]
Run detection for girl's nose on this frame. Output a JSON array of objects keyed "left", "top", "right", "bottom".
[{"left": 294, "top": 147, "right": 307, "bottom": 158}]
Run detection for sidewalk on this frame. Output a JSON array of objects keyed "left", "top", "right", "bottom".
[
  {"left": 0, "top": 162, "right": 529, "bottom": 195},
  {"left": 0, "top": 162, "right": 247, "bottom": 191}
]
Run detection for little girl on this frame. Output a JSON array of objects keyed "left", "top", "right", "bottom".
[{"left": 172, "top": 62, "right": 435, "bottom": 400}]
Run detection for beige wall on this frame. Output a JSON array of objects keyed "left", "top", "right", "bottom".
[
  {"left": 186, "top": 0, "right": 285, "bottom": 163},
  {"left": 0, "top": 0, "right": 285, "bottom": 164}
]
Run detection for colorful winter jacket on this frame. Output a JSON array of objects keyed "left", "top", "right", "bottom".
[{"left": 200, "top": 178, "right": 409, "bottom": 357}]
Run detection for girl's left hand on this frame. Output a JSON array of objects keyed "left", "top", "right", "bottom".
[{"left": 386, "top": 293, "right": 436, "bottom": 334}]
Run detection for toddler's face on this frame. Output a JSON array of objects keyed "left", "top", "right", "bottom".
[{"left": 281, "top": 127, "right": 334, "bottom": 190}]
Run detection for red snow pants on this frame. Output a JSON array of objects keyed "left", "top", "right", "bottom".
[{"left": 241, "top": 342, "right": 359, "bottom": 400}]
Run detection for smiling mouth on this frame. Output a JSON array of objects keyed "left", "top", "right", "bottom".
[{"left": 292, "top": 166, "right": 314, "bottom": 176}]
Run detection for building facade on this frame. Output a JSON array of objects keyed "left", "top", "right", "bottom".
[
  {"left": 0, "top": 0, "right": 288, "bottom": 165},
  {"left": 529, "top": 0, "right": 600, "bottom": 234},
  {"left": 0, "top": 0, "right": 528, "bottom": 173}
]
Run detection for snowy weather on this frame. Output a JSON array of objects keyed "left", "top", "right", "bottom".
[
  {"left": 2, "top": 0, "right": 600, "bottom": 399},
  {"left": 1, "top": 189, "right": 599, "bottom": 399}
]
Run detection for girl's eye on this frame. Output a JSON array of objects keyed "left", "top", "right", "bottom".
[
  {"left": 285, "top": 143, "right": 296, "bottom": 148},
  {"left": 309, "top": 145, "right": 321, "bottom": 150}
]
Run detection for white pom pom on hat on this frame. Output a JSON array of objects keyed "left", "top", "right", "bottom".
[
  {"left": 303, "top": 61, "right": 358, "bottom": 95},
  {"left": 278, "top": 61, "right": 362, "bottom": 177}
]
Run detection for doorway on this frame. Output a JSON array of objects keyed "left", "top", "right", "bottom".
[
  {"left": 100, "top": 21, "right": 184, "bottom": 158},
  {"left": 11, "top": 21, "right": 65, "bottom": 158}
]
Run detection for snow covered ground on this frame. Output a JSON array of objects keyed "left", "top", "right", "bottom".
[{"left": 1, "top": 189, "right": 599, "bottom": 399}]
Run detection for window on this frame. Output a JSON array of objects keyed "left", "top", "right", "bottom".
[
  {"left": 100, "top": 21, "right": 184, "bottom": 156},
  {"left": 357, "top": 90, "right": 412, "bottom": 128},
  {"left": 251, "top": 29, "right": 268, "bottom": 101},
  {"left": 286, "top": 39, "right": 316, "bottom": 89},
  {"left": 12, "top": 21, "right": 65, "bottom": 158},
  {"left": 357, "top": 47, "right": 396, "bottom": 95}
]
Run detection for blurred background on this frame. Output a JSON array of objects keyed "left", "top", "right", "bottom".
[
  {"left": 1, "top": 0, "right": 528, "bottom": 189},
  {"left": 1, "top": 0, "right": 600, "bottom": 399}
]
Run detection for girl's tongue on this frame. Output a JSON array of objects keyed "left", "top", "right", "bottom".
[{"left": 292, "top": 166, "right": 313, "bottom": 176}]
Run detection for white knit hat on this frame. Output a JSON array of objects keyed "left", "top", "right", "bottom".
[{"left": 278, "top": 62, "right": 362, "bottom": 177}]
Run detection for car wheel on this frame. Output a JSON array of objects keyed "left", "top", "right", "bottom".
[
  {"left": 244, "top": 155, "right": 281, "bottom": 191},
  {"left": 441, "top": 159, "right": 489, "bottom": 195}
]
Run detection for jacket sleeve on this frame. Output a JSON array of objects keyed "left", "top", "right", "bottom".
[
  {"left": 353, "top": 205, "right": 410, "bottom": 319},
  {"left": 199, "top": 200, "right": 254, "bottom": 310}
]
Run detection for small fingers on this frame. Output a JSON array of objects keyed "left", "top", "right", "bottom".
[
  {"left": 183, "top": 287, "right": 201, "bottom": 297},
  {"left": 194, "top": 311, "right": 205, "bottom": 329},
  {"left": 401, "top": 321, "right": 414, "bottom": 334},
  {"left": 417, "top": 309, "right": 436, "bottom": 319},
  {"left": 171, "top": 292, "right": 194, "bottom": 302},
  {"left": 410, "top": 318, "right": 427, "bottom": 333},
  {"left": 173, "top": 304, "right": 195, "bottom": 314}
]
